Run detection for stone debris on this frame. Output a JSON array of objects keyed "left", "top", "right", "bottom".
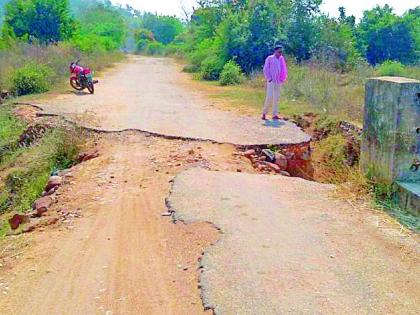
[
  {"left": 18, "top": 124, "right": 49, "bottom": 147},
  {"left": 32, "top": 196, "right": 53, "bottom": 217},
  {"left": 241, "top": 145, "right": 313, "bottom": 179},
  {"left": 77, "top": 150, "right": 99, "bottom": 163},
  {"left": 8, "top": 213, "right": 30, "bottom": 230},
  {"left": 45, "top": 176, "right": 62, "bottom": 192},
  {"left": 274, "top": 153, "right": 288, "bottom": 170},
  {"left": 243, "top": 149, "right": 256, "bottom": 158},
  {"left": 6, "top": 171, "right": 83, "bottom": 233},
  {"left": 262, "top": 149, "right": 275, "bottom": 163}
]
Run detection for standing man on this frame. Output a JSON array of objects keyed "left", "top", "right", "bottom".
[{"left": 262, "top": 45, "right": 288, "bottom": 120}]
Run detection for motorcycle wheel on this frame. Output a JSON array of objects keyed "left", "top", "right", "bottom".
[
  {"left": 70, "top": 78, "right": 84, "bottom": 91},
  {"left": 87, "top": 82, "right": 95, "bottom": 94}
]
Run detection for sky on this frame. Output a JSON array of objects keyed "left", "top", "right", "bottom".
[{"left": 112, "top": 0, "right": 420, "bottom": 19}]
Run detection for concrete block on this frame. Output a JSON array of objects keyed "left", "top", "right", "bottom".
[{"left": 361, "top": 77, "right": 420, "bottom": 184}]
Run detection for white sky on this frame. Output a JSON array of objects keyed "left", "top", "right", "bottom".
[{"left": 112, "top": 0, "right": 420, "bottom": 18}]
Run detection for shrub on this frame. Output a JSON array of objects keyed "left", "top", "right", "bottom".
[
  {"left": 10, "top": 63, "right": 54, "bottom": 96},
  {"left": 219, "top": 60, "right": 244, "bottom": 86},
  {"left": 145, "top": 42, "right": 166, "bottom": 55},
  {"left": 200, "top": 56, "right": 224, "bottom": 81},
  {"left": 187, "top": 39, "right": 217, "bottom": 73},
  {"left": 377, "top": 61, "right": 406, "bottom": 77}
]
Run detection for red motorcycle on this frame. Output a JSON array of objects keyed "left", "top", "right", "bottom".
[{"left": 69, "top": 60, "right": 98, "bottom": 94}]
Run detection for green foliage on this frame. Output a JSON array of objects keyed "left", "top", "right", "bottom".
[
  {"left": 315, "top": 13, "right": 360, "bottom": 70},
  {"left": 286, "top": 0, "right": 322, "bottom": 62},
  {"left": 366, "top": 21, "right": 415, "bottom": 65},
  {"left": 134, "top": 28, "right": 154, "bottom": 51},
  {"left": 200, "top": 55, "right": 225, "bottom": 81},
  {"left": 10, "top": 62, "right": 53, "bottom": 95},
  {"left": 0, "top": 126, "right": 84, "bottom": 214},
  {"left": 357, "top": 5, "right": 417, "bottom": 65},
  {"left": 72, "top": 1, "right": 126, "bottom": 52},
  {"left": 141, "top": 13, "right": 184, "bottom": 45},
  {"left": 377, "top": 60, "right": 406, "bottom": 76},
  {"left": 144, "top": 41, "right": 165, "bottom": 55},
  {"left": 176, "top": 1, "right": 419, "bottom": 78},
  {"left": 3, "top": 0, "right": 75, "bottom": 43},
  {"left": 219, "top": 60, "right": 243, "bottom": 86},
  {"left": 0, "top": 104, "right": 26, "bottom": 149},
  {"left": 0, "top": 0, "right": 9, "bottom": 25}
]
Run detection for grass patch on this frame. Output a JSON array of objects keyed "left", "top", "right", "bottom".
[
  {"left": 0, "top": 104, "right": 27, "bottom": 148},
  {"left": 0, "top": 105, "right": 86, "bottom": 234},
  {"left": 0, "top": 126, "right": 85, "bottom": 214}
]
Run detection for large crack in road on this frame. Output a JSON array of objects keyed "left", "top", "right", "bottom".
[{"left": 1, "top": 56, "right": 419, "bottom": 315}]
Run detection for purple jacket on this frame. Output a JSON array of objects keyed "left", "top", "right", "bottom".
[{"left": 263, "top": 55, "right": 288, "bottom": 84}]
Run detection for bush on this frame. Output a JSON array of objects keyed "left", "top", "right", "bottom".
[
  {"left": 145, "top": 42, "right": 166, "bottom": 55},
  {"left": 377, "top": 60, "right": 406, "bottom": 77},
  {"left": 10, "top": 63, "right": 54, "bottom": 96},
  {"left": 200, "top": 56, "right": 225, "bottom": 81},
  {"left": 219, "top": 60, "right": 244, "bottom": 86}
]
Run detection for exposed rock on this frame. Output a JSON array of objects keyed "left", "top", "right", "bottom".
[
  {"left": 256, "top": 164, "right": 266, "bottom": 172},
  {"left": 32, "top": 196, "right": 53, "bottom": 216},
  {"left": 243, "top": 149, "right": 256, "bottom": 158},
  {"left": 262, "top": 149, "right": 275, "bottom": 163},
  {"left": 265, "top": 162, "right": 281, "bottom": 173},
  {"left": 42, "top": 186, "right": 58, "bottom": 197},
  {"left": 18, "top": 124, "right": 49, "bottom": 147},
  {"left": 22, "top": 223, "right": 37, "bottom": 233},
  {"left": 8, "top": 213, "right": 30, "bottom": 230},
  {"left": 287, "top": 159, "right": 314, "bottom": 180},
  {"left": 45, "top": 176, "right": 62, "bottom": 192},
  {"left": 0, "top": 90, "right": 10, "bottom": 99},
  {"left": 274, "top": 153, "right": 288, "bottom": 171},
  {"left": 77, "top": 150, "right": 99, "bottom": 163}
]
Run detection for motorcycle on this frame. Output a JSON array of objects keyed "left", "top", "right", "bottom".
[{"left": 69, "top": 60, "right": 98, "bottom": 94}]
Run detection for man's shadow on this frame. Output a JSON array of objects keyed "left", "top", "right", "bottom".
[{"left": 263, "top": 120, "right": 285, "bottom": 128}]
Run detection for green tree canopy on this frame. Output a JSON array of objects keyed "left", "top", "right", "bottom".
[
  {"left": 357, "top": 5, "right": 417, "bottom": 65},
  {"left": 72, "top": 1, "right": 127, "bottom": 51},
  {"left": 141, "top": 13, "right": 184, "bottom": 45},
  {"left": 3, "top": 0, "right": 75, "bottom": 43}
]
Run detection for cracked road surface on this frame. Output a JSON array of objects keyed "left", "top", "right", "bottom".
[
  {"left": 36, "top": 56, "right": 310, "bottom": 146},
  {"left": 1, "top": 57, "right": 418, "bottom": 315},
  {"left": 169, "top": 169, "right": 420, "bottom": 314}
]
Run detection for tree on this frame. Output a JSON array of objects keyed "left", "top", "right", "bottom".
[
  {"left": 3, "top": 0, "right": 75, "bottom": 43},
  {"left": 73, "top": 1, "right": 127, "bottom": 51},
  {"left": 141, "top": 14, "right": 184, "bottom": 45},
  {"left": 358, "top": 5, "right": 416, "bottom": 65},
  {"left": 366, "top": 22, "right": 415, "bottom": 65},
  {"left": 402, "top": 7, "right": 420, "bottom": 61},
  {"left": 286, "top": 0, "right": 322, "bottom": 62},
  {"left": 0, "top": 0, "right": 10, "bottom": 26},
  {"left": 316, "top": 15, "right": 359, "bottom": 70}
]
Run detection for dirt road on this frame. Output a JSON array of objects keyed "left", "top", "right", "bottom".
[
  {"left": 0, "top": 133, "right": 252, "bottom": 314},
  {"left": 36, "top": 56, "right": 309, "bottom": 146},
  {"left": 1, "top": 56, "right": 419, "bottom": 315}
]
